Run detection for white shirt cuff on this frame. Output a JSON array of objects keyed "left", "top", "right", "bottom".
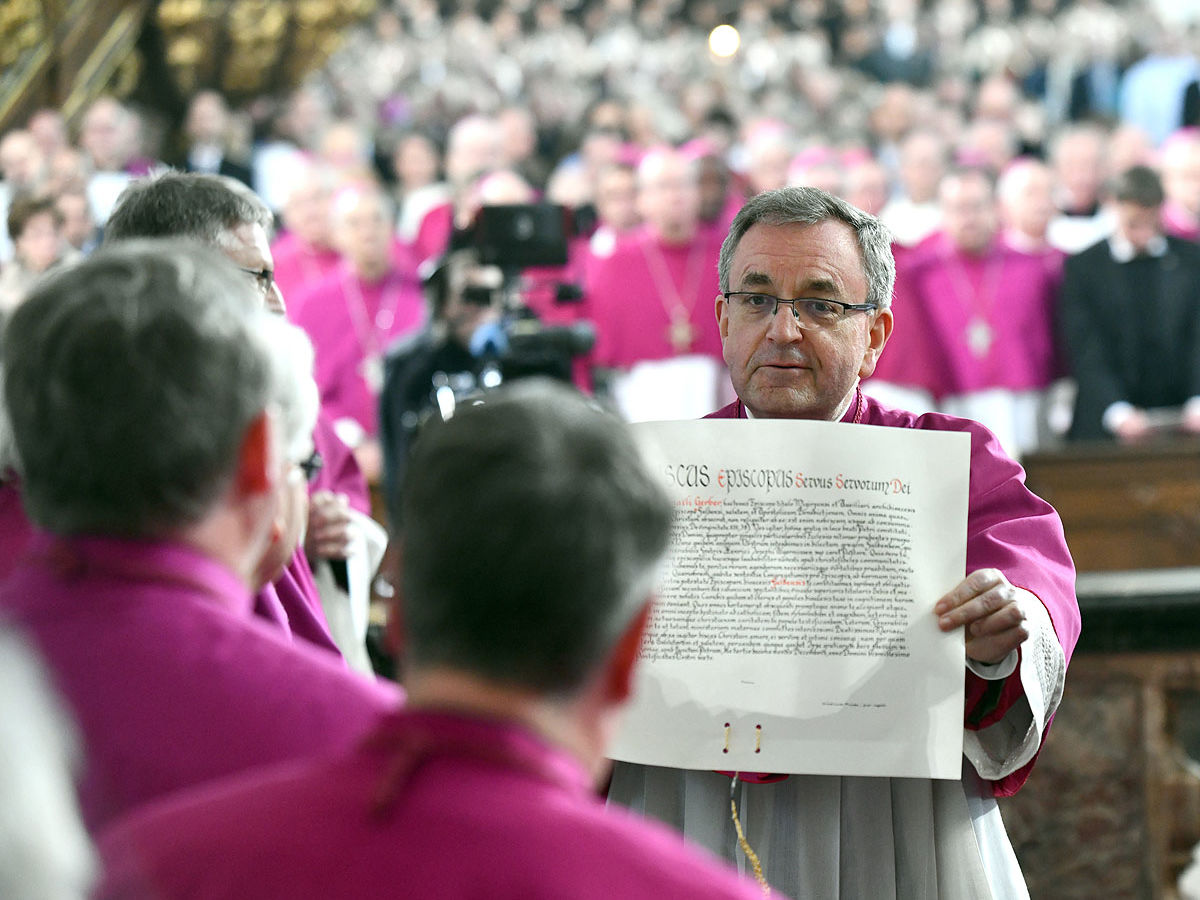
[
  {"left": 967, "top": 651, "right": 1018, "bottom": 681},
  {"left": 963, "top": 590, "right": 1066, "bottom": 781}
]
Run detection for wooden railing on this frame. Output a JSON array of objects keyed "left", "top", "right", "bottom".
[
  {"left": 1005, "top": 437, "right": 1200, "bottom": 898},
  {"left": 1024, "top": 437, "right": 1200, "bottom": 573}
]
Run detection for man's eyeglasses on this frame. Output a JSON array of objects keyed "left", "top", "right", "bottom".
[
  {"left": 723, "top": 292, "right": 876, "bottom": 329},
  {"left": 237, "top": 267, "right": 278, "bottom": 297},
  {"left": 298, "top": 451, "right": 323, "bottom": 484}
]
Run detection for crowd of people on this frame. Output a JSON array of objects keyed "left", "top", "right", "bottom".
[
  {"left": 0, "top": 173, "right": 1080, "bottom": 900},
  {"left": 0, "top": 0, "right": 1195, "bottom": 895}
]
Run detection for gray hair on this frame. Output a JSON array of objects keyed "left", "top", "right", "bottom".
[
  {"left": 267, "top": 320, "right": 319, "bottom": 464},
  {"left": 400, "top": 380, "right": 674, "bottom": 695},
  {"left": 2, "top": 239, "right": 277, "bottom": 537},
  {"left": 104, "top": 170, "right": 273, "bottom": 246},
  {"left": 217, "top": 174, "right": 277, "bottom": 241},
  {"left": 718, "top": 186, "right": 896, "bottom": 310}
]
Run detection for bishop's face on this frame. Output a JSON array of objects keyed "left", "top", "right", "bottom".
[{"left": 716, "top": 220, "right": 892, "bottom": 421}]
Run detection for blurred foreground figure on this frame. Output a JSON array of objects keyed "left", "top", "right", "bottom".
[
  {"left": 106, "top": 170, "right": 379, "bottom": 668},
  {"left": 97, "top": 380, "right": 768, "bottom": 900},
  {"left": 0, "top": 628, "right": 95, "bottom": 900},
  {"left": 0, "top": 241, "right": 399, "bottom": 832}
]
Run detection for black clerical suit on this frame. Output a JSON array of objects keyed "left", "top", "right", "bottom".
[{"left": 1060, "top": 234, "right": 1200, "bottom": 440}]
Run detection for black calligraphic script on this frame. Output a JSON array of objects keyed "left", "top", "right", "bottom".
[{"left": 641, "top": 497, "right": 916, "bottom": 662}]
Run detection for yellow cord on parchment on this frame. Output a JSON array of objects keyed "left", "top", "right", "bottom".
[{"left": 729, "top": 774, "right": 770, "bottom": 895}]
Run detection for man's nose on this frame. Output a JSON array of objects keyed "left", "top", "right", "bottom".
[{"left": 764, "top": 302, "right": 805, "bottom": 341}]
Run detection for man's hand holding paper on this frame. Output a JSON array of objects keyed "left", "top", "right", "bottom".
[{"left": 936, "top": 568, "right": 1031, "bottom": 666}]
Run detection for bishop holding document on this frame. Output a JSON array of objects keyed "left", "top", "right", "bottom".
[{"left": 606, "top": 187, "right": 1080, "bottom": 899}]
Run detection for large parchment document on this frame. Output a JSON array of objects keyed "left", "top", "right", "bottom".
[{"left": 609, "top": 418, "right": 971, "bottom": 780}]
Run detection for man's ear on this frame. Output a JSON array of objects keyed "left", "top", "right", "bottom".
[
  {"left": 602, "top": 601, "right": 653, "bottom": 705},
  {"left": 715, "top": 292, "right": 730, "bottom": 343},
  {"left": 234, "top": 409, "right": 280, "bottom": 499},
  {"left": 858, "top": 307, "right": 894, "bottom": 379}
]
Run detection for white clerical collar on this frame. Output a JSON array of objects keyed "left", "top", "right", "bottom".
[{"left": 1108, "top": 231, "right": 1167, "bottom": 263}]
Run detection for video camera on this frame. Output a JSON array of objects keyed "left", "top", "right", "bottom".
[{"left": 459, "top": 203, "right": 595, "bottom": 384}]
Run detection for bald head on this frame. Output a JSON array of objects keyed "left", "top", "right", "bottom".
[
  {"left": 446, "top": 115, "right": 503, "bottom": 191},
  {"left": 637, "top": 148, "right": 699, "bottom": 243},
  {"left": 0, "top": 131, "right": 45, "bottom": 189},
  {"left": 997, "top": 159, "right": 1054, "bottom": 243}
]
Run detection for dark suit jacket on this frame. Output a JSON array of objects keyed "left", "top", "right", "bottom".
[{"left": 1060, "top": 234, "right": 1200, "bottom": 440}]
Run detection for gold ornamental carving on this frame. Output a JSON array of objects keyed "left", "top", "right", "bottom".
[
  {"left": 0, "top": 0, "right": 46, "bottom": 69},
  {"left": 156, "top": 0, "right": 376, "bottom": 102}
]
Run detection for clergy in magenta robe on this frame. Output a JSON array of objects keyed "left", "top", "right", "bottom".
[
  {"left": 270, "top": 230, "right": 341, "bottom": 322},
  {"left": 0, "top": 478, "right": 34, "bottom": 582},
  {"left": 876, "top": 233, "right": 1061, "bottom": 400},
  {"left": 96, "top": 709, "right": 771, "bottom": 900},
  {"left": 97, "top": 381, "right": 770, "bottom": 900},
  {"left": 5, "top": 473, "right": 344, "bottom": 658},
  {"left": 609, "top": 390, "right": 1079, "bottom": 898},
  {"left": 584, "top": 223, "right": 729, "bottom": 421},
  {"left": 584, "top": 148, "right": 732, "bottom": 421},
  {"left": 0, "top": 241, "right": 402, "bottom": 835},
  {"left": 868, "top": 232, "right": 1062, "bottom": 457},
  {"left": 609, "top": 186, "right": 1080, "bottom": 899},
  {"left": 293, "top": 258, "right": 426, "bottom": 439},
  {"left": 0, "top": 534, "right": 401, "bottom": 834},
  {"left": 869, "top": 168, "right": 1064, "bottom": 457},
  {"left": 310, "top": 411, "right": 372, "bottom": 516},
  {"left": 253, "top": 548, "right": 341, "bottom": 655},
  {"left": 586, "top": 223, "right": 725, "bottom": 369}
]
